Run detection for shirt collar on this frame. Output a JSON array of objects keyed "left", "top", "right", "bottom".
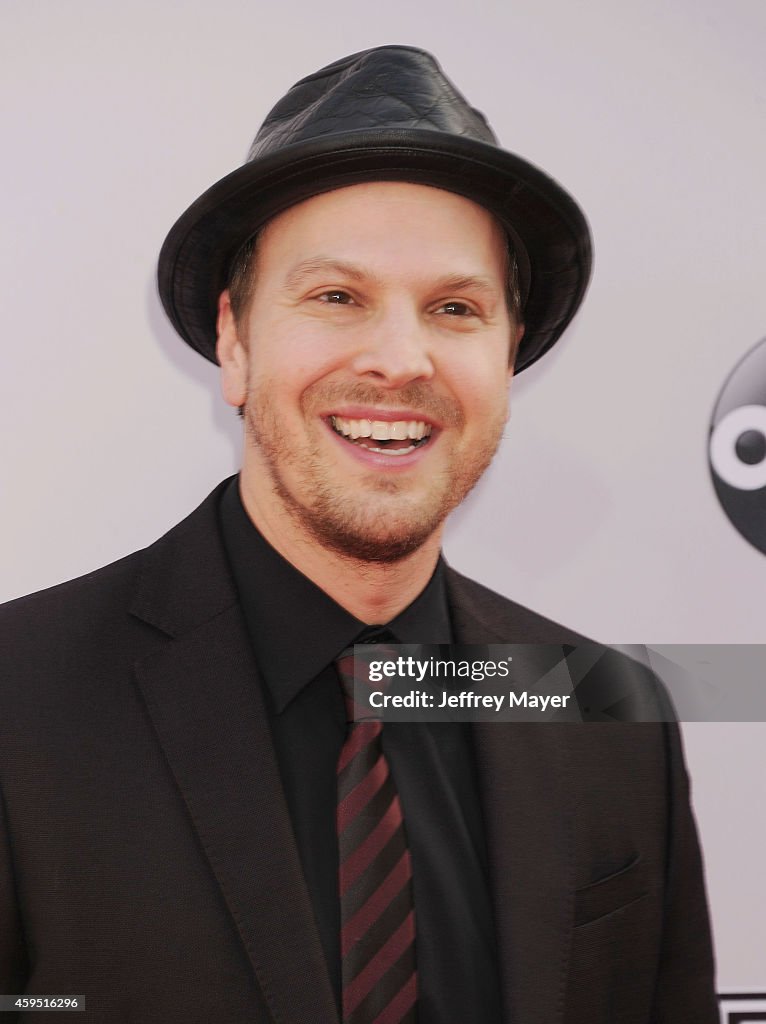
[{"left": 218, "top": 476, "right": 453, "bottom": 714}]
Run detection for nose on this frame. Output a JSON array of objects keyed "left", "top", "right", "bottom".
[{"left": 349, "top": 306, "right": 435, "bottom": 388}]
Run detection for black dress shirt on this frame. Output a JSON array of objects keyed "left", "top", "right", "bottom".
[{"left": 218, "top": 477, "right": 502, "bottom": 1022}]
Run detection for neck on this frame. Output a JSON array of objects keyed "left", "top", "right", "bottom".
[{"left": 238, "top": 475, "right": 443, "bottom": 624}]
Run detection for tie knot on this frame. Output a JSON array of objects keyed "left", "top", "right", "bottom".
[{"left": 335, "top": 628, "right": 398, "bottom": 721}]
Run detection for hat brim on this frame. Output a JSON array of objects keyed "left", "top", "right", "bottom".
[{"left": 158, "top": 129, "right": 592, "bottom": 373}]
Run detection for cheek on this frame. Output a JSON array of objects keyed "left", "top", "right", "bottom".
[
  {"left": 448, "top": 361, "right": 509, "bottom": 418},
  {"left": 246, "top": 319, "right": 346, "bottom": 391}
]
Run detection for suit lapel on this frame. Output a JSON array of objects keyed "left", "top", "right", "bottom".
[
  {"left": 130, "top": 482, "right": 339, "bottom": 1024},
  {"left": 447, "top": 569, "right": 573, "bottom": 1024},
  {"left": 126, "top": 487, "right": 573, "bottom": 1024}
]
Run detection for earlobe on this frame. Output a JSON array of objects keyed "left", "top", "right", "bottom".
[{"left": 216, "top": 289, "right": 248, "bottom": 409}]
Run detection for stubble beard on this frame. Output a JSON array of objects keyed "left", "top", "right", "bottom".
[{"left": 244, "top": 380, "right": 507, "bottom": 565}]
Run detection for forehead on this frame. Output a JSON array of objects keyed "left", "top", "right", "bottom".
[{"left": 254, "top": 181, "right": 508, "bottom": 280}]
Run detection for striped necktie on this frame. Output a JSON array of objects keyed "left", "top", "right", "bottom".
[{"left": 335, "top": 637, "right": 418, "bottom": 1024}]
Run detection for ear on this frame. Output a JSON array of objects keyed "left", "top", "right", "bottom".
[{"left": 216, "top": 290, "right": 249, "bottom": 409}]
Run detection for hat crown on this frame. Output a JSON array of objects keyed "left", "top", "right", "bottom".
[
  {"left": 248, "top": 46, "right": 497, "bottom": 162},
  {"left": 158, "top": 45, "right": 592, "bottom": 373}
]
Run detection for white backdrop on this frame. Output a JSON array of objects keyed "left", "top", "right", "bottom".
[{"left": 2, "top": 0, "right": 765, "bottom": 997}]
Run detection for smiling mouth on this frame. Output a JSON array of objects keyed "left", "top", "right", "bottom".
[{"left": 329, "top": 415, "right": 433, "bottom": 457}]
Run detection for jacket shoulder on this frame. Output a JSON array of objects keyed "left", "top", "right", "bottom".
[
  {"left": 0, "top": 548, "right": 144, "bottom": 636},
  {"left": 0, "top": 478, "right": 232, "bottom": 648},
  {"left": 445, "top": 565, "right": 590, "bottom": 644}
]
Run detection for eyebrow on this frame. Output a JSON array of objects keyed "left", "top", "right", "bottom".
[
  {"left": 433, "top": 274, "right": 501, "bottom": 300},
  {"left": 282, "top": 256, "right": 501, "bottom": 300},
  {"left": 283, "top": 257, "right": 368, "bottom": 292}
]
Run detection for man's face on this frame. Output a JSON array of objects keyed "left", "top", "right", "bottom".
[{"left": 218, "top": 181, "right": 521, "bottom": 563}]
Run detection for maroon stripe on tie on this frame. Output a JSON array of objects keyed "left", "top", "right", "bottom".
[
  {"left": 338, "top": 722, "right": 380, "bottom": 774},
  {"left": 338, "top": 752, "right": 388, "bottom": 824},
  {"left": 336, "top": 640, "right": 417, "bottom": 1022},
  {"left": 370, "top": 972, "right": 418, "bottom": 1024},
  {"left": 343, "top": 911, "right": 416, "bottom": 1014},
  {"left": 348, "top": 944, "right": 416, "bottom": 1024},
  {"left": 343, "top": 885, "right": 412, "bottom": 982},
  {"left": 341, "top": 827, "right": 408, "bottom": 925},
  {"left": 341, "top": 850, "right": 412, "bottom": 958},
  {"left": 339, "top": 803, "right": 404, "bottom": 895}
]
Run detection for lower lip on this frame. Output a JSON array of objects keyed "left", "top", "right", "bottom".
[{"left": 323, "top": 420, "right": 437, "bottom": 470}]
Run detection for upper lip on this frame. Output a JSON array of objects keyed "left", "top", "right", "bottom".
[{"left": 324, "top": 407, "right": 440, "bottom": 428}]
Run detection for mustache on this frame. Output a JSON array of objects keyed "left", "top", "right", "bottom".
[{"left": 303, "top": 381, "right": 464, "bottom": 428}]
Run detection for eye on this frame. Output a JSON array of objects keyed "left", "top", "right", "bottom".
[
  {"left": 437, "top": 301, "right": 476, "bottom": 316},
  {"left": 316, "top": 290, "right": 355, "bottom": 305},
  {"left": 709, "top": 404, "right": 766, "bottom": 490}
]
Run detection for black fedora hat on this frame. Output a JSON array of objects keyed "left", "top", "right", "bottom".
[{"left": 158, "top": 45, "right": 592, "bottom": 373}]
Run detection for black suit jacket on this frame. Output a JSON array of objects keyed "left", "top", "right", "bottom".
[{"left": 0, "top": 481, "right": 717, "bottom": 1023}]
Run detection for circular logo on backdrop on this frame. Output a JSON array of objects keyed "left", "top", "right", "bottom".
[{"left": 709, "top": 337, "right": 766, "bottom": 555}]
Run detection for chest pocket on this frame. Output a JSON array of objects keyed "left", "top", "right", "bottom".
[{"left": 573, "top": 854, "right": 648, "bottom": 927}]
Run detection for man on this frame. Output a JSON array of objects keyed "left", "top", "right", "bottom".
[{"left": 0, "top": 46, "right": 716, "bottom": 1023}]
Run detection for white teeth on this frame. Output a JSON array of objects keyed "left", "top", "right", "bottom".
[
  {"left": 368, "top": 445, "right": 417, "bottom": 456},
  {"left": 331, "top": 416, "right": 432, "bottom": 441}
]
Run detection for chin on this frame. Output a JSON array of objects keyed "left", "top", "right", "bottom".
[
  {"left": 312, "top": 521, "right": 437, "bottom": 564},
  {"left": 300, "top": 497, "right": 446, "bottom": 564}
]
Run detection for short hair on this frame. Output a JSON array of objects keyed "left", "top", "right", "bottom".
[{"left": 228, "top": 231, "right": 261, "bottom": 328}]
